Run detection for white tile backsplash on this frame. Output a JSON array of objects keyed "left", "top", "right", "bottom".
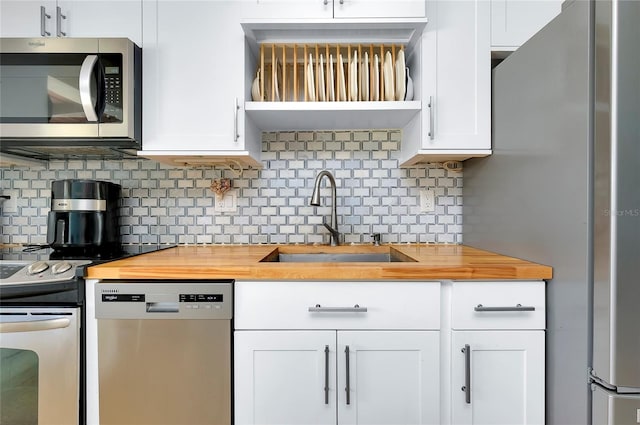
[{"left": 1, "top": 130, "right": 463, "bottom": 245}]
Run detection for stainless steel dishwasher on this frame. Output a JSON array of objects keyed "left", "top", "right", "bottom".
[{"left": 95, "top": 281, "right": 233, "bottom": 425}]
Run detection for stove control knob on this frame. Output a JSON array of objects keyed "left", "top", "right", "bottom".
[
  {"left": 27, "top": 261, "right": 49, "bottom": 275},
  {"left": 52, "top": 261, "right": 73, "bottom": 274}
]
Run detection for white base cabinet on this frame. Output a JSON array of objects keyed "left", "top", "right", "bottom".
[
  {"left": 234, "top": 280, "right": 441, "bottom": 425},
  {"left": 235, "top": 331, "right": 336, "bottom": 425},
  {"left": 337, "top": 331, "right": 439, "bottom": 425},
  {"left": 235, "top": 330, "right": 440, "bottom": 425},
  {"left": 448, "top": 280, "right": 546, "bottom": 425},
  {"left": 451, "top": 331, "right": 545, "bottom": 425},
  {"left": 234, "top": 280, "right": 545, "bottom": 424}
]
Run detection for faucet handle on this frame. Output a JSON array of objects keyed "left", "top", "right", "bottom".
[
  {"left": 370, "top": 233, "right": 381, "bottom": 246},
  {"left": 323, "top": 221, "right": 341, "bottom": 246}
]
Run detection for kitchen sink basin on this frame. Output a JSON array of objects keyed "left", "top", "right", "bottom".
[{"left": 260, "top": 248, "right": 417, "bottom": 263}]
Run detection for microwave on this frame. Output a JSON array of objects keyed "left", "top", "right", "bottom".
[{"left": 0, "top": 38, "right": 141, "bottom": 160}]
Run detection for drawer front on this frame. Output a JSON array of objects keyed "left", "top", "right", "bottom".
[
  {"left": 451, "top": 281, "right": 545, "bottom": 330},
  {"left": 235, "top": 281, "right": 440, "bottom": 330}
]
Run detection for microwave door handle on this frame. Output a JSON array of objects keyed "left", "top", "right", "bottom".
[{"left": 79, "top": 55, "right": 100, "bottom": 122}]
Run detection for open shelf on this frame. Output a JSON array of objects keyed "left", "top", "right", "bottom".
[{"left": 245, "top": 100, "right": 421, "bottom": 131}]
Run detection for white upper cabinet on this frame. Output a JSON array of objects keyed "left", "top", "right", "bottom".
[
  {"left": 0, "top": 0, "right": 141, "bottom": 44},
  {"left": 56, "top": 0, "right": 142, "bottom": 45},
  {"left": 333, "top": 0, "right": 425, "bottom": 18},
  {"left": 400, "top": 0, "right": 492, "bottom": 166},
  {"left": 139, "top": 1, "right": 262, "bottom": 168},
  {"left": 245, "top": 0, "right": 332, "bottom": 19},
  {"left": 245, "top": 0, "right": 425, "bottom": 19},
  {"left": 0, "top": 0, "right": 56, "bottom": 37},
  {"left": 491, "top": 0, "right": 561, "bottom": 52}
]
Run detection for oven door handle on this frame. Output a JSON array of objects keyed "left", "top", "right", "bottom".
[
  {"left": 79, "top": 54, "right": 100, "bottom": 122},
  {"left": 0, "top": 317, "right": 71, "bottom": 333}
]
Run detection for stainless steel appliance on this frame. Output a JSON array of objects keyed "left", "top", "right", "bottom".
[
  {"left": 464, "top": 1, "right": 640, "bottom": 424},
  {"left": 0, "top": 37, "right": 141, "bottom": 160},
  {"left": 47, "top": 179, "right": 121, "bottom": 251},
  {"left": 0, "top": 307, "right": 80, "bottom": 425},
  {"left": 95, "top": 281, "right": 233, "bottom": 425},
  {"left": 0, "top": 244, "right": 176, "bottom": 425},
  {"left": 0, "top": 250, "right": 89, "bottom": 425}
]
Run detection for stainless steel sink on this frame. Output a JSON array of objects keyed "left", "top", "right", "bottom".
[{"left": 260, "top": 251, "right": 417, "bottom": 263}]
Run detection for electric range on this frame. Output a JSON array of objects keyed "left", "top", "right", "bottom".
[
  {"left": 0, "top": 244, "right": 175, "bottom": 425},
  {"left": 0, "top": 244, "right": 174, "bottom": 303}
]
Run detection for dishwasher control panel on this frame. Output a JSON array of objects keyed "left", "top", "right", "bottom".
[{"left": 95, "top": 281, "right": 233, "bottom": 320}]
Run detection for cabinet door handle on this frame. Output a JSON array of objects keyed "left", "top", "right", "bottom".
[
  {"left": 323, "top": 0, "right": 328, "bottom": 4},
  {"left": 474, "top": 303, "right": 535, "bottom": 312},
  {"left": 40, "top": 6, "right": 51, "bottom": 36},
  {"left": 345, "top": 345, "right": 351, "bottom": 405},
  {"left": 461, "top": 344, "right": 471, "bottom": 404},
  {"left": 428, "top": 95, "right": 435, "bottom": 140},
  {"left": 56, "top": 6, "right": 66, "bottom": 37},
  {"left": 324, "top": 345, "right": 330, "bottom": 404},
  {"left": 339, "top": 0, "right": 344, "bottom": 4},
  {"left": 309, "top": 304, "right": 367, "bottom": 313},
  {"left": 234, "top": 97, "right": 239, "bottom": 142}
]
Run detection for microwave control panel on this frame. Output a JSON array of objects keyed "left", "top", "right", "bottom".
[{"left": 100, "top": 53, "right": 124, "bottom": 122}]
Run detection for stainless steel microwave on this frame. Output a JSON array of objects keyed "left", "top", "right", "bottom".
[{"left": 0, "top": 38, "right": 141, "bottom": 160}]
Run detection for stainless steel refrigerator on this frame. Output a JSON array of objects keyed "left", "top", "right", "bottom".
[{"left": 463, "top": 0, "right": 640, "bottom": 424}]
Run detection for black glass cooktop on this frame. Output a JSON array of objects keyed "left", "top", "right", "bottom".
[{"left": 0, "top": 244, "right": 176, "bottom": 264}]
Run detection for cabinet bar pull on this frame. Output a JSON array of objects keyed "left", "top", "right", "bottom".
[
  {"left": 474, "top": 303, "right": 535, "bottom": 312},
  {"left": 345, "top": 345, "right": 351, "bottom": 405},
  {"left": 40, "top": 6, "right": 51, "bottom": 36},
  {"left": 324, "top": 345, "right": 330, "bottom": 404},
  {"left": 308, "top": 304, "right": 367, "bottom": 313},
  {"left": 56, "top": 6, "right": 66, "bottom": 37},
  {"left": 233, "top": 98, "right": 239, "bottom": 142},
  {"left": 428, "top": 96, "right": 434, "bottom": 139},
  {"left": 462, "top": 344, "right": 471, "bottom": 404}
]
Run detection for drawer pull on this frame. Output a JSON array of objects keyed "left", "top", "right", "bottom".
[
  {"left": 474, "top": 304, "right": 535, "bottom": 312},
  {"left": 309, "top": 304, "right": 367, "bottom": 313}
]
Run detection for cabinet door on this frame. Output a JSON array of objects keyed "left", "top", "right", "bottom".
[
  {"left": 334, "top": 0, "right": 425, "bottom": 18},
  {"left": 234, "top": 330, "right": 336, "bottom": 425},
  {"left": 491, "top": 0, "right": 561, "bottom": 49},
  {"left": 337, "top": 331, "right": 440, "bottom": 425},
  {"left": 451, "top": 331, "right": 545, "bottom": 425},
  {"left": 245, "top": 0, "right": 332, "bottom": 19},
  {"left": 422, "top": 0, "right": 491, "bottom": 150},
  {"left": 142, "top": 1, "right": 244, "bottom": 152},
  {"left": 0, "top": 0, "right": 56, "bottom": 37},
  {"left": 56, "top": 0, "right": 142, "bottom": 45}
]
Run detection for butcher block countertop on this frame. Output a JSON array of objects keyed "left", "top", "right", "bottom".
[{"left": 86, "top": 244, "right": 552, "bottom": 280}]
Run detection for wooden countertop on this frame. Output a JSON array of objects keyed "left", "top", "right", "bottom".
[{"left": 86, "top": 244, "right": 552, "bottom": 280}]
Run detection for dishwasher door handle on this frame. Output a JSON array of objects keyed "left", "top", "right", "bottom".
[{"left": 146, "top": 302, "right": 179, "bottom": 313}]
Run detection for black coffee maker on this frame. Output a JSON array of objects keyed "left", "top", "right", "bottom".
[{"left": 47, "top": 179, "right": 121, "bottom": 252}]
